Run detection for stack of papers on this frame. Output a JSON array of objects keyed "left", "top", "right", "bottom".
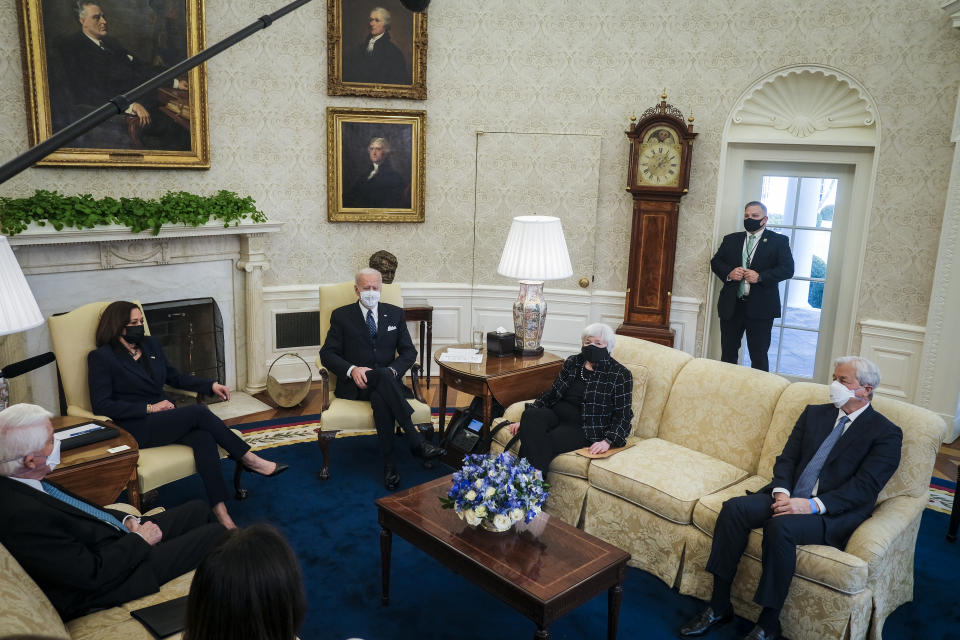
[
  {"left": 54, "top": 423, "right": 105, "bottom": 440},
  {"left": 438, "top": 348, "right": 483, "bottom": 364}
]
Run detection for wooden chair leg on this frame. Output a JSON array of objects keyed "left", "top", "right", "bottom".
[
  {"left": 234, "top": 461, "right": 249, "bottom": 500},
  {"left": 316, "top": 429, "right": 334, "bottom": 480}
]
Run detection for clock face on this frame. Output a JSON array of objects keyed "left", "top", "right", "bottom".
[{"left": 636, "top": 127, "right": 683, "bottom": 187}]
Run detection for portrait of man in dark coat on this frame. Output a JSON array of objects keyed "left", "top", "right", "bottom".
[{"left": 342, "top": 5, "right": 411, "bottom": 86}]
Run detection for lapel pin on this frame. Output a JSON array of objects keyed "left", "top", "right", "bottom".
[{"left": 763, "top": 238, "right": 768, "bottom": 243}]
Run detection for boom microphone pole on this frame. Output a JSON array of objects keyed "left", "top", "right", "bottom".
[{"left": 0, "top": 0, "right": 313, "bottom": 186}]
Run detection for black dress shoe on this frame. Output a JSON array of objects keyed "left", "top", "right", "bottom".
[
  {"left": 743, "top": 625, "right": 778, "bottom": 640},
  {"left": 679, "top": 606, "right": 733, "bottom": 637},
  {"left": 384, "top": 464, "right": 401, "bottom": 490},
  {"left": 413, "top": 442, "right": 445, "bottom": 460},
  {"left": 245, "top": 462, "right": 289, "bottom": 477}
]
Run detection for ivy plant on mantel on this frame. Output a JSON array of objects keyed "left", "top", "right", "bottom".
[{"left": 0, "top": 190, "right": 267, "bottom": 237}]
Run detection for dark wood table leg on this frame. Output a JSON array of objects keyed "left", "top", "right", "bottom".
[
  {"left": 425, "top": 319, "right": 432, "bottom": 388},
  {"left": 948, "top": 463, "right": 960, "bottom": 542},
  {"left": 438, "top": 379, "right": 448, "bottom": 437},
  {"left": 316, "top": 429, "right": 334, "bottom": 481},
  {"left": 607, "top": 567, "right": 625, "bottom": 639},
  {"left": 481, "top": 391, "right": 493, "bottom": 443},
  {"left": 418, "top": 320, "right": 427, "bottom": 388},
  {"left": 380, "top": 525, "right": 392, "bottom": 605}
]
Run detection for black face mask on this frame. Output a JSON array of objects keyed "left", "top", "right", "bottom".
[
  {"left": 123, "top": 324, "right": 145, "bottom": 345},
  {"left": 743, "top": 217, "right": 765, "bottom": 233},
  {"left": 581, "top": 344, "right": 610, "bottom": 364}
]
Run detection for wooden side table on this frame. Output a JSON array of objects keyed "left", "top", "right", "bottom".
[
  {"left": 47, "top": 416, "right": 139, "bottom": 506},
  {"left": 404, "top": 305, "right": 433, "bottom": 388},
  {"left": 434, "top": 345, "right": 563, "bottom": 443}
]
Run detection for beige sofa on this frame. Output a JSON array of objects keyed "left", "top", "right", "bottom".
[
  {"left": 491, "top": 336, "right": 946, "bottom": 640},
  {"left": 0, "top": 506, "right": 191, "bottom": 640}
]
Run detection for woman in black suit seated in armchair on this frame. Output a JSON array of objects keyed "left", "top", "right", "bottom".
[{"left": 88, "top": 301, "right": 287, "bottom": 529}]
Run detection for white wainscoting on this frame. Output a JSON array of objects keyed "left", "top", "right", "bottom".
[
  {"left": 261, "top": 282, "right": 702, "bottom": 382},
  {"left": 858, "top": 319, "right": 926, "bottom": 403}
]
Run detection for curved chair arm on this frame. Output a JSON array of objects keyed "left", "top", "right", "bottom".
[
  {"left": 409, "top": 363, "right": 426, "bottom": 404},
  {"left": 844, "top": 494, "right": 926, "bottom": 569}
]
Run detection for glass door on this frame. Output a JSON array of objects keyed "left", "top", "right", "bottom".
[{"left": 740, "top": 161, "right": 854, "bottom": 381}]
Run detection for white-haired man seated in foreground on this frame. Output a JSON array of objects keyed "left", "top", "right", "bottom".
[
  {"left": 0, "top": 403, "right": 226, "bottom": 621},
  {"left": 679, "top": 356, "right": 902, "bottom": 640}
]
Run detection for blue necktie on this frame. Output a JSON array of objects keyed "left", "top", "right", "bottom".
[
  {"left": 366, "top": 308, "right": 377, "bottom": 342},
  {"left": 42, "top": 482, "right": 127, "bottom": 532},
  {"left": 793, "top": 415, "right": 850, "bottom": 499}
]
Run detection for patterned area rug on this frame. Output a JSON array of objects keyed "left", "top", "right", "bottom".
[{"left": 236, "top": 414, "right": 957, "bottom": 513}]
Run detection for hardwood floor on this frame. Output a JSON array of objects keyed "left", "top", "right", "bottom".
[{"left": 228, "top": 379, "right": 960, "bottom": 485}]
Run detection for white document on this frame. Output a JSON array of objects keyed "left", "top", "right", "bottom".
[
  {"left": 54, "top": 423, "right": 105, "bottom": 440},
  {"left": 438, "top": 349, "right": 483, "bottom": 364}
]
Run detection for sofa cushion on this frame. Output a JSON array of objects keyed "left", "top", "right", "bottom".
[
  {"left": 0, "top": 542, "right": 70, "bottom": 639},
  {"left": 658, "top": 359, "right": 788, "bottom": 474},
  {"left": 589, "top": 438, "right": 749, "bottom": 524},
  {"left": 612, "top": 337, "right": 691, "bottom": 440},
  {"left": 319, "top": 398, "right": 431, "bottom": 432},
  {"left": 756, "top": 382, "right": 825, "bottom": 479},
  {"left": 869, "top": 395, "right": 946, "bottom": 501},
  {"left": 692, "top": 477, "right": 868, "bottom": 594}
]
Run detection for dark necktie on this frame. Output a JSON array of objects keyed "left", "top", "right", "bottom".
[
  {"left": 42, "top": 482, "right": 127, "bottom": 532},
  {"left": 793, "top": 415, "right": 850, "bottom": 498},
  {"left": 366, "top": 308, "right": 377, "bottom": 342}
]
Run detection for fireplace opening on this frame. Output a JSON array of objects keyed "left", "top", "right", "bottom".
[{"left": 143, "top": 297, "right": 226, "bottom": 403}]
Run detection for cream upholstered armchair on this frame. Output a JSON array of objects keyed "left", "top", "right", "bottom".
[
  {"left": 47, "top": 300, "right": 245, "bottom": 509},
  {"left": 313, "top": 282, "right": 431, "bottom": 479}
]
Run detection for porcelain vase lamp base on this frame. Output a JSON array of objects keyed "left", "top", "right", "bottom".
[{"left": 512, "top": 280, "right": 545, "bottom": 356}]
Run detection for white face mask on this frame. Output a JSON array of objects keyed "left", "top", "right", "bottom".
[
  {"left": 829, "top": 379, "right": 863, "bottom": 408},
  {"left": 44, "top": 437, "right": 62, "bottom": 472},
  {"left": 359, "top": 289, "right": 380, "bottom": 309}
]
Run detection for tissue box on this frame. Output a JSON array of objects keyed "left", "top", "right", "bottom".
[{"left": 487, "top": 331, "right": 515, "bottom": 357}]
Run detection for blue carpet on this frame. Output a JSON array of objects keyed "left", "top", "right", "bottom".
[{"left": 150, "top": 437, "right": 960, "bottom": 640}]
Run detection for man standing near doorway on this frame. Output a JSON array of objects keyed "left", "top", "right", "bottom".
[{"left": 711, "top": 201, "right": 794, "bottom": 371}]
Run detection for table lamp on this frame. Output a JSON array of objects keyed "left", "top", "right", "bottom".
[
  {"left": 0, "top": 235, "right": 45, "bottom": 411},
  {"left": 497, "top": 216, "right": 573, "bottom": 356}
]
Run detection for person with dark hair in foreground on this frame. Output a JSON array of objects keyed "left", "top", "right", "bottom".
[
  {"left": 0, "top": 403, "right": 227, "bottom": 621},
  {"left": 88, "top": 300, "right": 287, "bottom": 529},
  {"left": 678, "top": 356, "right": 902, "bottom": 640},
  {"left": 183, "top": 524, "right": 306, "bottom": 640}
]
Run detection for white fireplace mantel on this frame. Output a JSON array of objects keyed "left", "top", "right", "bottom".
[{"left": 7, "top": 220, "right": 283, "bottom": 400}]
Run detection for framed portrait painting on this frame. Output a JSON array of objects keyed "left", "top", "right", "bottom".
[
  {"left": 327, "top": 0, "right": 427, "bottom": 100},
  {"left": 16, "top": 0, "right": 210, "bottom": 169},
  {"left": 327, "top": 107, "right": 425, "bottom": 223}
]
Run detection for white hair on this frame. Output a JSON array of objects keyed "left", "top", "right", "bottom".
[
  {"left": 371, "top": 6, "right": 391, "bottom": 25},
  {"left": 833, "top": 355, "right": 881, "bottom": 399},
  {"left": 355, "top": 267, "right": 383, "bottom": 286},
  {"left": 0, "top": 403, "right": 53, "bottom": 477},
  {"left": 581, "top": 322, "right": 616, "bottom": 354}
]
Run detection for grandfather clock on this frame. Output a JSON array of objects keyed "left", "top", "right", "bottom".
[{"left": 616, "top": 93, "right": 697, "bottom": 347}]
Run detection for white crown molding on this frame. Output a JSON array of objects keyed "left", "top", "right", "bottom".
[
  {"left": 729, "top": 65, "right": 879, "bottom": 142},
  {"left": 945, "top": 0, "right": 960, "bottom": 29}
]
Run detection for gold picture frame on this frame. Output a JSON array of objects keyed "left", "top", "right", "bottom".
[
  {"left": 16, "top": 0, "right": 210, "bottom": 169},
  {"left": 326, "top": 0, "right": 427, "bottom": 100},
  {"left": 327, "top": 107, "right": 425, "bottom": 223}
]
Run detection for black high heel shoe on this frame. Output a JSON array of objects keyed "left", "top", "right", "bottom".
[{"left": 244, "top": 461, "right": 289, "bottom": 477}]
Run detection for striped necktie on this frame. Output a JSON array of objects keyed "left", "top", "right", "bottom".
[
  {"left": 366, "top": 308, "right": 377, "bottom": 342},
  {"left": 42, "top": 482, "right": 127, "bottom": 532},
  {"left": 739, "top": 233, "right": 757, "bottom": 298},
  {"left": 793, "top": 415, "right": 850, "bottom": 499}
]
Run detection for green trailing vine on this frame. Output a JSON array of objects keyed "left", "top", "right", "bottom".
[{"left": 0, "top": 189, "right": 267, "bottom": 236}]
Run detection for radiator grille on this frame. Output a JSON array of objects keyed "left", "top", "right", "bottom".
[{"left": 276, "top": 311, "right": 321, "bottom": 348}]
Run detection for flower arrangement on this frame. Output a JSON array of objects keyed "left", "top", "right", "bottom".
[{"left": 440, "top": 453, "right": 549, "bottom": 532}]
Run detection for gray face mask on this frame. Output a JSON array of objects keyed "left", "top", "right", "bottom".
[
  {"left": 359, "top": 289, "right": 380, "bottom": 309},
  {"left": 44, "top": 437, "right": 62, "bottom": 472}
]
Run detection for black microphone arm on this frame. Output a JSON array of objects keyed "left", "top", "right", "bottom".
[
  {"left": 0, "top": 0, "right": 313, "bottom": 186},
  {"left": 0, "top": 352, "right": 55, "bottom": 379}
]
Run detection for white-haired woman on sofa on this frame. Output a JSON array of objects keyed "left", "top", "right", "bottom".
[{"left": 506, "top": 322, "right": 633, "bottom": 473}]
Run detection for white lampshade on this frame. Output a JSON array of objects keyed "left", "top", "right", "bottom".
[
  {"left": 497, "top": 216, "right": 573, "bottom": 281},
  {"left": 0, "top": 235, "right": 43, "bottom": 337}
]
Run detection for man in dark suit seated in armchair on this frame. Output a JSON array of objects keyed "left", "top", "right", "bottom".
[
  {"left": 678, "top": 356, "right": 902, "bottom": 640},
  {"left": 0, "top": 403, "right": 226, "bottom": 621},
  {"left": 319, "top": 268, "right": 443, "bottom": 490}
]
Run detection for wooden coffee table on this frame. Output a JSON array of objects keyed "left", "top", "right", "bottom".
[
  {"left": 376, "top": 475, "right": 630, "bottom": 639},
  {"left": 47, "top": 416, "right": 139, "bottom": 506}
]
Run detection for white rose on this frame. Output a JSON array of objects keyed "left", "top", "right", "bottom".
[
  {"left": 475, "top": 479, "right": 483, "bottom": 489},
  {"left": 492, "top": 514, "right": 511, "bottom": 530},
  {"left": 464, "top": 509, "right": 480, "bottom": 526},
  {"left": 484, "top": 486, "right": 496, "bottom": 498},
  {"left": 465, "top": 490, "right": 477, "bottom": 501},
  {"left": 509, "top": 508, "right": 524, "bottom": 522},
  {"left": 475, "top": 505, "right": 487, "bottom": 519}
]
